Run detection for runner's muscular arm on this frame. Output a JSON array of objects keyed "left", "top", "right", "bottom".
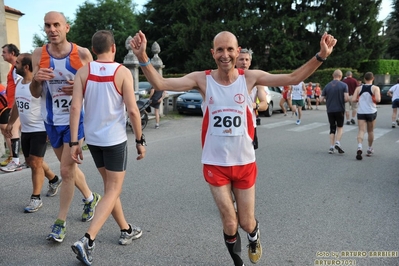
[
  {"left": 251, "top": 33, "right": 337, "bottom": 87},
  {"left": 69, "top": 65, "right": 87, "bottom": 164},
  {"left": 254, "top": 86, "right": 268, "bottom": 111},
  {"left": 130, "top": 31, "right": 203, "bottom": 95},
  {"left": 372, "top": 85, "right": 381, "bottom": 103},
  {"left": 4, "top": 92, "right": 20, "bottom": 138},
  {"left": 118, "top": 66, "right": 146, "bottom": 160},
  {"left": 30, "top": 47, "right": 46, "bottom": 98}
]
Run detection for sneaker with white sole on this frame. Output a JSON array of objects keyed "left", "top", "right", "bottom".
[
  {"left": 334, "top": 143, "right": 345, "bottom": 154},
  {"left": 46, "top": 220, "right": 66, "bottom": 242},
  {"left": 82, "top": 192, "right": 101, "bottom": 222},
  {"left": 247, "top": 229, "right": 262, "bottom": 264},
  {"left": 366, "top": 148, "right": 374, "bottom": 157},
  {"left": 328, "top": 148, "right": 334, "bottom": 154},
  {"left": 1, "top": 161, "right": 22, "bottom": 172},
  {"left": 71, "top": 236, "right": 95, "bottom": 265},
  {"left": 296, "top": 119, "right": 301, "bottom": 125},
  {"left": 392, "top": 122, "right": 396, "bottom": 128},
  {"left": 24, "top": 198, "right": 43, "bottom": 213},
  {"left": 118, "top": 224, "right": 143, "bottom": 245},
  {"left": 46, "top": 176, "right": 62, "bottom": 197}
]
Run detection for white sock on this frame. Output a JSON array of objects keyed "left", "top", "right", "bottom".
[
  {"left": 12, "top": 158, "right": 20, "bottom": 164},
  {"left": 85, "top": 193, "right": 94, "bottom": 203}
]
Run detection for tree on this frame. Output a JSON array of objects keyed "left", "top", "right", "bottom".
[
  {"left": 138, "top": 0, "right": 386, "bottom": 73},
  {"left": 69, "top": 0, "right": 139, "bottom": 63},
  {"left": 385, "top": 0, "right": 399, "bottom": 59}
]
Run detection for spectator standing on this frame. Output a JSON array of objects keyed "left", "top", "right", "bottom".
[
  {"left": 320, "top": 70, "right": 349, "bottom": 154},
  {"left": 342, "top": 71, "right": 358, "bottom": 125}
]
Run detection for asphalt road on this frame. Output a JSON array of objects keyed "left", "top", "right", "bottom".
[{"left": 1, "top": 104, "right": 399, "bottom": 266}]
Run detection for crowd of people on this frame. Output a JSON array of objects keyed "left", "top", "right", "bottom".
[{"left": 1, "top": 8, "right": 398, "bottom": 266}]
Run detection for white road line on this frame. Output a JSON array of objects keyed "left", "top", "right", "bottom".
[
  {"left": 258, "top": 120, "right": 293, "bottom": 129},
  {"left": 287, "top": 122, "right": 327, "bottom": 132},
  {"left": 319, "top": 125, "right": 358, "bottom": 134}
]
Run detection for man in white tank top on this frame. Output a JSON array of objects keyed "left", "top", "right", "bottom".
[
  {"left": 70, "top": 30, "right": 146, "bottom": 265},
  {"left": 5, "top": 53, "right": 60, "bottom": 213},
  {"left": 131, "top": 30, "right": 337, "bottom": 266},
  {"left": 352, "top": 72, "right": 381, "bottom": 160}
]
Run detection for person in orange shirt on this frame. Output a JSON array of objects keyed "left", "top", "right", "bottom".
[
  {"left": 314, "top": 83, "right": 322, "bottom": 110},
  {"left": 306, "top": 82, "right": 313, "bottom": 110},
  {"left": 279, "top": 85, "right": 292, "bottom": 116},
  {"left": 1, "top": 44, "right": 22, "bottom": 171}
]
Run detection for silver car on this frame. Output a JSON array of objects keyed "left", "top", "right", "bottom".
[{"left": 257, "top": 86, "right": 283, "bottom": 117}]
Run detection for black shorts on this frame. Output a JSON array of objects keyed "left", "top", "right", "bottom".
[
  {"left": 0, "top": 108, "right": 10, "bottom": 124},
  {"left": 357, "top": 112, "right": 377, "bottom": 122},
  {"left": 21, "top": 131, "right": 48, "bottom": 158},
  {"left": 327, "top": 111, "right": 345, "bottom": 127},
  {"left": 87, "top": 141, "right": 127, "bottom": 172}
]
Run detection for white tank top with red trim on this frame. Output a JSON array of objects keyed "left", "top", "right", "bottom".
[
  {"left": 201, "top": 69, "right": 256, "bottom": 166},
  {"left": 83, "top": 61, "right": 126, "bottom": 146}
]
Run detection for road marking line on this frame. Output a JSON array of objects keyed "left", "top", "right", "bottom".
[{"left": 287, "top": 122, "right": 327, "bottom": 132}]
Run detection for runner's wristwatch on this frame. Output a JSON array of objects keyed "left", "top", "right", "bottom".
[
  {"left": 135, "top": 134, "right": 146, "bottom": 146},
  {"left": 69, "top": 141, "right": 79, "bottom": 147}
]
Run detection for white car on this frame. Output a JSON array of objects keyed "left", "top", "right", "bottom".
[{"left": 258, "top": 86, "right": 283, "bottom": 117}]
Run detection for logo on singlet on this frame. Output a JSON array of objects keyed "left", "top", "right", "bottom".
[{"left": 234, "top": 94, "right": 245, "bottom": 104}]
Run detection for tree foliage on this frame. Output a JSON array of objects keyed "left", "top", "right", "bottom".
[
  {"left": 138, "top": 0, "right": 386, "bottom": 73},
  {"left": 32, "top": 0, "right": 139, "bottom": 63},
  {"left": 385, "top": 0, "right": 399, "bottom": 59},
  {"left": 69, "top": 0, "right": 139, "bottom": 62}
]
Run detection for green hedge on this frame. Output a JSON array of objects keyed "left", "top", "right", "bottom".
[{"left": 359, "top": 60, "right": 399, "bottom": 75}]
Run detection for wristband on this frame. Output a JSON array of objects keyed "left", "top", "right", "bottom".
[
  {"left": 139, "top": 59, "right": 151, "bottom": 67},
  {"left": 135, "top": 134, "right": 147, "bottom": 146},
  {"left": 69, "top": 141, "right": 79, "bottom": 147},
  {"left": 315, "top": 53, "right": 327, "bottom": 62}
]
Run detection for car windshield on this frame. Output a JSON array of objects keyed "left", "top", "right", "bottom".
[
  {"left": 187, "top": 89, "right": 199, "bottom": 93},
  {"left": 139, "top": 82, "right": 152, "bottom": 89}
]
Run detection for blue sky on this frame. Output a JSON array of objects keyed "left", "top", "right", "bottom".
[{"left": 4, "top": 0, "right": 394, "bottom": 53}]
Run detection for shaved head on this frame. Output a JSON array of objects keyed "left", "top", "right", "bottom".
[
  {"left": 44, "top": 11, "right": 67, "bottom": 24},
  {"left": 213, "top": 31, "right": 238, "bottom": 48}
]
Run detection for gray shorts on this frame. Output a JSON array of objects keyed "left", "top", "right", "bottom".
[
  {"left": 345, "top": 95, "right": 358, "bottom": 111},
  {"left": 87, "top": 141, "right": 127, "bottom": 172}
]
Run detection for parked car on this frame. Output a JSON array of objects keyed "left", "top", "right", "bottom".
[
  {"left": 138, "top": 81, "right": 152, "bottom": 96},
  {"left": 378, "top": 84, "right": 393, "bottom": 104},
  {"left": 176, "top": 89, "right": 203, "bottom": 114},
  {"left": 258, "top": 86, "right": 283, "bottom": 117}
]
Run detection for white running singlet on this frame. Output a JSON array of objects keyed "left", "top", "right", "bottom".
[
  {"left": 83, "top": 61, "right": 126, "bottom": 147},
  {"left": 201, "top": 69, "right": 256, "bottom": 166},
  {"left": 15, "top": 81, "right": 45, "bottom": 133}
]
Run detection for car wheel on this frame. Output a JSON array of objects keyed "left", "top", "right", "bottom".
[{"left": 265, "top": 102, "right": 273, "bottom": 117}]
